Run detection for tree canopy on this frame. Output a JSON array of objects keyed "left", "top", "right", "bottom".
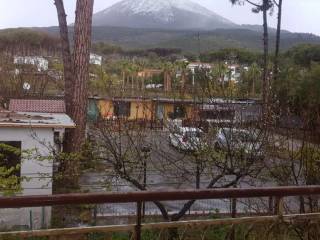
[
  {"left": 284, "top": 44, "right": 320, "bottom": 67},
  {"left": 200, "top": 48, "right": 261, "bottom": 64},
  {"left": 0, "top": 28, "right": 60, "bottom": 55}
]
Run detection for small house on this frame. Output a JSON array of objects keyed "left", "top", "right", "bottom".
[
  {"left": 137, "top": 69, "right": 163, "bottom": 79},
  {"left": 97, "top": 97, "right": 154, "bottom": 121},
  {"left": 90, "top": 53, "right": 103, "bottom": 66},
  {"left": 153, "top": 98, "right": 198, "bottom": 121},
  {"left": 223, "top": 64, "right": 241, "bottom": 83},
  {"left": 200, "top": 99, "right": 262, "bottom": 125},
  {"left": 14, "top": 56, "right": 49, "bottom": 72},
  {"left": 187, "top": 62, "right": 212, "bottom": 74},
  {"left": 0, "top": 99, "right": 75, "bottom": 229},
  {"left": 88, "top": 96, "right": 199, "bottom": 124}
]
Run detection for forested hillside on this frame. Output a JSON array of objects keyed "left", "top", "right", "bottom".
[{"left": 37, "top": 26, "right": 320, "bottom": 53}]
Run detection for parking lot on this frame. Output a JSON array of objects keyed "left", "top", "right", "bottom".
[{"left": 80, "top": 126, "right": 274, "bottom": 217}]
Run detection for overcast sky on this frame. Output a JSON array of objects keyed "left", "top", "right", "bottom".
[{"left": 0, "top": 0, "right": 319, "bottom": 35}]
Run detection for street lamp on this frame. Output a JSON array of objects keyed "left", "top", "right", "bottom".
[
  {"left": 140, "top": 144, "right": 151, "bottom": 218},
  {"left": 191, "top": 68, "right": 195, "bottom": 87}
]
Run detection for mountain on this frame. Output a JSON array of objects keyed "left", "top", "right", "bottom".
[
  {"left": 92, "top": 0, "right": 237, "bottom": 30},
  {"left": 39, "top": 26, "right": 320, "bottom": 54},
  {"left": 31, "top": 0, "right": 319, "bottom": 54}
]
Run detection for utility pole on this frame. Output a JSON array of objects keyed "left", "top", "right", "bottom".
[
  {"left": 141, "top": 144, "right": 151, "bottom": 219},
  {"left": 192, "top": 32, "right": 201, "bottom": 95},
  {"left": 192, "top": 68, "right": 195, "bottom": 87},
  {"left": 197, "top": 32, "right": 200, "bottom": 58}
]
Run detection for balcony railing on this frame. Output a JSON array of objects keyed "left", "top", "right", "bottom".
[{"left": 0, "top": 186, "right": 320, "bottom": 239}]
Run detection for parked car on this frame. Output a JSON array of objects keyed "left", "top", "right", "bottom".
[
  {"left": 169, "top": 127, "right": 204, "bottom": 152},
  {"left": 214, "top": 128, "right": 265, "bottom": 159}
]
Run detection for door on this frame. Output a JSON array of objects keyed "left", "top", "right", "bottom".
[{"left": 156, "top": 103, "right": 165, "bottom": 120}]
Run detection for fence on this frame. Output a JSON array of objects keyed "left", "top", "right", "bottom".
[
  {"left": 0, "top": 186, "right": 320, "bottom": 239},
  {"left": 97, "top": 119, "right": 164, "bottom": 131}
]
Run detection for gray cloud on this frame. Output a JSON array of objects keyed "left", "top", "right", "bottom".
[{"left": 0, "top": 0, "right": 319, "bottom": 35}]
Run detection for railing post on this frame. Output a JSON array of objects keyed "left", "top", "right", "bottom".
[
  {"left": 275, "top": 197, "right": 284, "bottom": 216},
  {"left": 230, "top": 195, "right": 237, "bottom": 240},
  {"left": 29, "top": 210, "right": 33, "bottom": 230},
  {"left": 135, "top": 201, "right": 142, "bottom": 240},
  {"left": 274, "top": 197, "right": 284, "bottom": 240},
  {"left": 278, "top": 197, "right": 284, "bottom": 216},
  {"left": 143, "top": 160, "right": 147, "bottom": 219},
  {"left": 93, "top": 205, "right": 97, "bottom": 226},
  {"left": 268, "top": 196, "right": 273, "bottom": 214},
  {"left": 41, "top": 207, "right": 46, "bottom": 229},
  {"left": 231, "top": 197, "right": 237, "bottom": 218}
]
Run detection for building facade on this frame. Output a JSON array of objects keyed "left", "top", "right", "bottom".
[
  {"left": 14, "top": 56, "right": 49, "bottom": 72},
  {"left": 0, "top": 100, "right": 75, "bottom": 230}
]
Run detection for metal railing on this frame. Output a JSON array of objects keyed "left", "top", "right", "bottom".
[{"left": 0, "top": 186, "right": 320, "bottom": 239}]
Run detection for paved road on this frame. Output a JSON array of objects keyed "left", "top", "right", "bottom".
[{"left": 80, "top": 129, "right": 298, "bottom": 217}]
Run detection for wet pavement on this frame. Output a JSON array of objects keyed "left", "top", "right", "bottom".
[{"left": 80, "top": 129, "right": 297, "bottom": 217}]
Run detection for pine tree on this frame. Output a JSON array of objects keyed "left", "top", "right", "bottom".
[
  {"left": 229, "top": 0, "right": 274, "bottom": 120},
  {"left": 54, "top": 0, "right": 94, "bottom": 187},
  {"left": 273, "top": 0, "right": 283, "bottom": 82},
  {"left": 54, "top": 0, "right": 94, "bottom": 153}
]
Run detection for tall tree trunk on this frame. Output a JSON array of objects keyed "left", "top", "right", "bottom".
[
  {"left": 164, "top": 71, "right": 172, "bottom": 92},
  {"left": 122, "top": 71, "right": 125, "bottom": 90},
  {"left": 181, "top": 70, "right": 186, "bottom": 94},
  {"left": 54, "top": 0, "right": 74, "bottom": 114},
  {"left": 252, "top": 76, "right": 255, "bottom": 97},
  {"left": 262, "top": 0, "right": 269, "bottom": 123},
  {"left": 131, "top": 76, "right": 134, "bottom": 89},
  {"left": 67, "top": 0, "right": 94, "bottom": 153},
  {"left": 53, "top": 0, "right": 94, "bottom": 191},
  {"left": 168, "top": 74, "right": 172, "bottom": 92},
  {"left": 54, "top": 0, "right": 94, "bottom": 153},
  {"left": 273, "top": 0, "right": 283, "bottom": 82}
]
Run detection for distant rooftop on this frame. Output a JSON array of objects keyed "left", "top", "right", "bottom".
[
  {"left": 187, "top": 62, "right": 212, "bottom": 68},
  {"left": 0, "top": 111, "right": 75, "bottom": 128},
  {"left": 9, "top": 99, "right": 66, "bottom": 113}
]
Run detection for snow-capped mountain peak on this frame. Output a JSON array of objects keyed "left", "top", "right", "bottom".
[
  {"left": 104, "top": 0, "right": 215, "bottom": 21},
  {"left": 93, "top": 0, "right": 236, "bottom": 29}
]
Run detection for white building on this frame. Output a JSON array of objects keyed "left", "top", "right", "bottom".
[
  {"left": 187, "top": 62, "right": 212, "bottom": 74},
  {"left": 186, "top": 62, "right": 212, "bottom": 86},
  {"left": 0, "top": 99, "right": 75, "bottom": 230},
  {"left": 14, "top": 56, "right": 49, "bottom": 72},
  {"left": 223, "top": 64, "right": 241, "bottom": 83},
  {"left": 90, "top": 53, "right": 103, "bottom": 66}
]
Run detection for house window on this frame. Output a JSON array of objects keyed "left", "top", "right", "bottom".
[
  {"left": 113, "top": 101, "right": 131, "bottom": 118},
  {"left": 0, "top": 141, "right": 21, "bottom": 178},
  {"left": 200, "top": 110, "right": 235, "bottom": 121},
  {"left": 173, "top": 105, "right": 186, "bottom": 119},
  {"left": 156, "top": 104, "right": 165, "bottom": 120},
  {"left": 54, "top": 131, "right": 62, "bottom": 152}
]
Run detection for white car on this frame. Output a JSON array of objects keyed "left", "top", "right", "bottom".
[
  {"left": 214, "top": 128, "right": 265, "bottom": 159},
  {"left": 169, "top": 127, "right": 203, "bottom": 152}
]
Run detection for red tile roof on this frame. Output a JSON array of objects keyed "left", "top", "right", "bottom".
[{"left": 9, "top": 99, "right": 66, "bottom": 113}]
